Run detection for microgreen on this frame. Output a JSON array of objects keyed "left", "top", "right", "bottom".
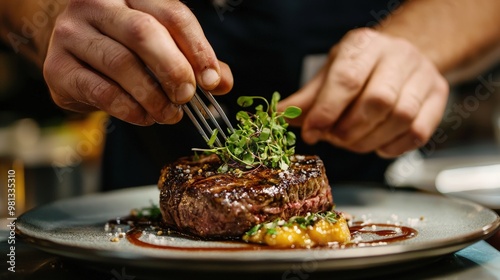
[
  {"left": 244, "top": 211, "right": 339, "bottom": 236},
  {"left": 193, "top": 92, "right": 301, "bottom": 173},
  {"left": 131, "top": 202, "right": 162, "bottom": 221}
]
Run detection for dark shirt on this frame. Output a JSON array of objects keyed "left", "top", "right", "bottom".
[{"left": 101, "top": 0, "right": 397, "bottom": 190}]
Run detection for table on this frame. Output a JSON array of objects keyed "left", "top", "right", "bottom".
[{"left": 1, "top": 235, "right": 499, "bottom": 280}]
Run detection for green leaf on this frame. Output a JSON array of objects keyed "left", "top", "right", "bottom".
[
  {"left": 243, "top": 152, "right": 254, "bottom": 165},
  {"left": 236, "top": 111, "right": 250, "bottom": 121},
  {"left": 237, "top": 96, "right": 254, "bottom": 107},
  {"left": 283, "top": 106, "right": 302, "bottom": 119},
  {"left": 257, "top": 111, "right": 268, "bottom": 125},
  {"left": 237, "top": 137, "right": 247, "bottom": 148},
  {"left": 234, "top": 147, "right": 243, "bottom": 155},
  {"left": 260, "top": 152, "right": 268, "bottom": 160},
  {"left": 259, "top": 128, "right": 271, "bottom": 141},
  {"left": 229, "top": 133, "right": 240, "bottom": 142},
  {"left": 284, "top": 135, "right": 290, "bottom": 146}
]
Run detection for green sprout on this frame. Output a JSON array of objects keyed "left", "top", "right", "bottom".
[{"left": 193, "top": 92, "right": 302, "bottom": 173}]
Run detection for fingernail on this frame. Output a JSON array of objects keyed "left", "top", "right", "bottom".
[
  {"left": 304, "top": 129, "right": 322, "bottom": 144},
  {"left": 175, "top": 83, "right": 195, "bottom": 103},
  {"left": 201, "top": 68, "right": 219, "bottom": 87}
]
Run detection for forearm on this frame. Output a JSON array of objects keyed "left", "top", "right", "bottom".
[
  {"left": 376, "top": 0, "right": 500, "bottom": 81},
  {"left": 0, "top": 0, "right": 67, "bottom": 67}
]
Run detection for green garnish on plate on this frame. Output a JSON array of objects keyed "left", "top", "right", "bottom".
[
  {"left": 130, "top": 202, "right": 162, "bottom": 221},
  {"left": 244, "top": 211, "right": 339, "bottom": 237}
]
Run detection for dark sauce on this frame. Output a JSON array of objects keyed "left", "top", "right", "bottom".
[
  {"left": 348, "top": 221, "right": 418, "bottom": 245},
  {"left": 106, "top": 216, "right": 418, "bottom": 251}
]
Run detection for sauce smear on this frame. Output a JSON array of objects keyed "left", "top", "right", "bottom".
[{"left": 112, "top": 219, "right": 418, "bottom": 251}]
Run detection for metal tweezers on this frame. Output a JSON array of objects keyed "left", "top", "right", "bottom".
[{"left": 182, "top": 86, "right": 235, "bottom": 147}]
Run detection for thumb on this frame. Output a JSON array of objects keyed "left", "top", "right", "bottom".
[{"left": 278, "top": 68, "right": 325, "bottom": 126}]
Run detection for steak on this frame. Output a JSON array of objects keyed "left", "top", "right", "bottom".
[{"left": 158, "top": 154, "right": 333, "bottom": 239}]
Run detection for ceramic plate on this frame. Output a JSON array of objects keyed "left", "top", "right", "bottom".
[{"left": 17, "top": 185, "right": 500, "bottom": 272}]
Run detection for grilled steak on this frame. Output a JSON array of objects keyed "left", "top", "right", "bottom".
[{"left": 158, "top": 154, "right": 333, "bottom": 239}]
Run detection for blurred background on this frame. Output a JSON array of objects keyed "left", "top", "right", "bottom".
[
  {"left": 0, "top": 47, "right": 105, "bottom": 217},
  {"left": 1, "top": 41, "right": 500, "bottom": 218}
]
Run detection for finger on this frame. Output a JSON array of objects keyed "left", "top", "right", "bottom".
[
  {"left": 349, "top": 63, "right": 431, "bottom": 153},
  {"left": 302, "top": 28, "right": 381, "bottom": 144},
  {"left": 376, "top": 78, "right": 449, "bottom": 158},
  {"left": 127, "top": 0, "right": 222, "bottom": 89},
  {"left": 277, "top": 65, "right": 326, "bottom": 127},
  {"left": 331, "top": 39, "right": 420, "bottom": 144},
  {"left": 59, "top": 24, "right": 184, "bottom": 124},
  {"left": 44, "top": 51, "right": 156, "bottom": 126},
  {"left": 210, "top": 61, "right": 234, "bottom": 95},
  {"left": 90, "top": 4, "right": 196, "bottom": 104}
]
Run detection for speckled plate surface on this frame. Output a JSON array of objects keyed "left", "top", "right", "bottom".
[{"left": 16, "top": 185, "right": 500, "bottom": 272}]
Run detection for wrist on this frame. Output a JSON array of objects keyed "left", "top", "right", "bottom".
[{"left": 373, "top": 0, "right": 500, "bottom": 78}]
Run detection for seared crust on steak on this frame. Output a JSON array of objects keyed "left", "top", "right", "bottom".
[{"left": 158, "top": 154, "right": 333, "bottom": 239}]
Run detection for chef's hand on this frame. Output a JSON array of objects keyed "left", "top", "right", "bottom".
[
  {"left": 44, "top": 0, "right": 233, "bottom": 125},
  {"left": 279, "top": 28, "right": 449, "bottom": 158}
]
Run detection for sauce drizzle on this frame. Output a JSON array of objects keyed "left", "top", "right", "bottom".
[{"left": 115, "top": 220, "right": 418, "bottom": 251}]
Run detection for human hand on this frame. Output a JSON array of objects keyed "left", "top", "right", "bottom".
[
  {"left": 279, "top": 28, "right": 449, "bottom": 158},
  {"left": 43, "top": 0, "right": 233, "bottom": 125}
]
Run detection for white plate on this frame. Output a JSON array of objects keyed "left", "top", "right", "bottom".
[{"left": 17, "top": 185, "right": 500, "bottom": 272}]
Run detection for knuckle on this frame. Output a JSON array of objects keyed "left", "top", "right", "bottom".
[
  {"left": 86, "top": 79, "right": 120, "bottom": 107},
  {"left": 102, "top": 47, "right": 135, "bottom": 71},
  {"left": 392, "top": 95, "right": 421, "bottom": 125},
  {"left": 364, "top": 86, "right": 398, "bottom": 112},
  {"left": 393, "top": 37, "right": 415, "bottom": 51},
  {"left": 51, "top": 20, "right": 76, "bottom": 40},
  {"left": 311, "top": 103, "right": 337, "bottom": 122},
  {"left": 342, "top": 28, "right": 380, "bottom": 52},
  {"left": 168, "top": 63, "right": 192, "bottom": 81},
  {"left": 333, "top": 67, "right": 364, "bottom": 91},
  {"left": 396, "top": 39, "right": 422, "bottom": 63},
  {"left": 44, "top": 60, "right": 75, "bottom": 110},
  {"left": 392, "top": 107, "right": 416, "bottom": 126},
  {"left": 345, "top": 27, "right": 379, "bottom": 42},
  {"left": 125, "top": 13, "right": 157, "bottom": 42},
  {"left": 163, "top": 3, "right": 195, "bottom": 28},
  {"left": 158, "top": 63, "right": 193, "bottom": 89},
  {"left": 305, "top": 107, "right": 336, "bottom": 131}
]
